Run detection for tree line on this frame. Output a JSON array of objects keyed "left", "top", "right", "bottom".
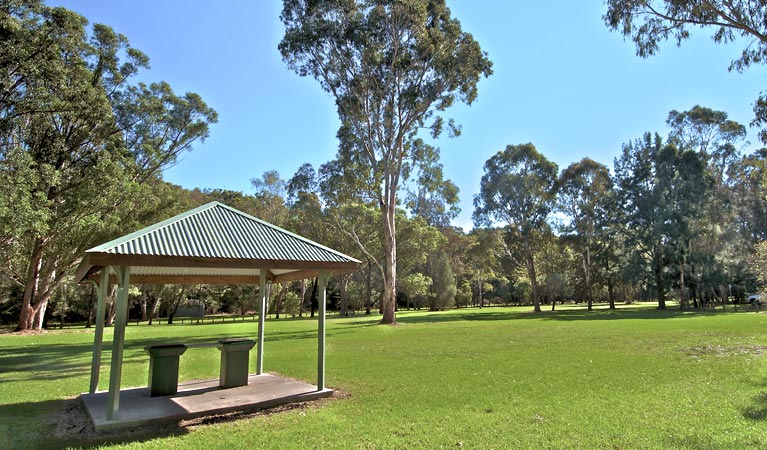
[
  {"left": 4, "top": 102, "right": 767, "bottom": 328},
  {"left": 4, "top": 0, "right": 767, "bottom": 330}
]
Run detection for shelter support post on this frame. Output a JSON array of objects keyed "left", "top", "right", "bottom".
[
  {"left": 256, "top": 270, "right": 267, "bottom": 374},
  {"left": 88, "top": 270, "right": 110, "bottom": 394},
  {"left": 106, "top": 266, "right": 130, "bottom": 421},
  {"left": 318, "top": 271, "right": 327, "bottom": 391}
]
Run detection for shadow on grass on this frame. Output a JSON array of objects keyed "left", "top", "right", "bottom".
[
  {"left": 3, "top": 391, "right": 342, "bottom": 449},
  {"left": 744, "top": 392, "right": 767, "bottom": 421},
  {"left": 393, "top": 306, "right": 730, "bottom": 326},
  {"left": 0, "top": 324, "right": 372, "bottom": 383},
  {"left": 0, "top": 334, "right": 249, "bottom": 381},
  {"left": 0, "top": 397, "right": 189, "bottom": 450}
]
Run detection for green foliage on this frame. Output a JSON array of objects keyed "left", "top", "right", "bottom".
[
  {"left": 474, "top": 143, "right": 558, "bottom": 232},
  {"left": 748, "top": 241, "right": 767, "bottom": 291},
  {"left": 604, "top": 1, "right": 767, "bottom": 142},
  {"left": 474, "top": 143, "right": 558, "bottom": 311},
  {"left": 251, "top": 170, "right": 289, "bottom": 226},
  {"left": 613, "top": 132, "right": 713, "bottom": 308},
  {"left": 400, "top": 272, "right": 432, "bottom": 309},
  {"left": 404, "top": 141, "right": 461, "bottom": 227},
  {"left": 455, "top": 279, "right": 472, "bottom": 307},
  {"left": 281, "top": 290, "right": 302, "bottom": 317},
  {"left": 0, "top": 1, "right": 217, "bottom": 330},
  {"left": 280, "top": 0, "right": 492, "bottom": 323},
  {"left": 428, "top": 250, "right": 455, "bottom": 310},
  {"left": 556, "top": 158, "right": 613, "bottom": 308}
]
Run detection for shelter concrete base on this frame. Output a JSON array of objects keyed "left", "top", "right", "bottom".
[{"left": 81, "top": 373, "right": 333, "bottom": 432}]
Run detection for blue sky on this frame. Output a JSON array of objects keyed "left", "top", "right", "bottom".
[{"left": 53, "top": 1, "right": 765, "bottom": 230}]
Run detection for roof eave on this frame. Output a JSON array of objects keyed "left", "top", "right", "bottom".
[
  {"left": 76, "top": 252, "right": 360, "bottom": 285},
  {"left": 84, "top": 252, "right": 358, "bottom": 271}
]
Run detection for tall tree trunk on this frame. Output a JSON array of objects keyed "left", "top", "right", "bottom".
[
  {"left": 365, "top": 260, "right": 372, "bottom": 315},
  {"left": 525, "top": 241, "right": 541, "bottom": 313},
  {"left": 147, "top": 296, "right": 159, "bottom": 325},
  {"left": 140, "top": 292, "right": 148, "bottom": 321},
  {"left": 584, "top": 247, "right": 593, "bottom": 311},
  {"left": 719, "top": 284, "right": 728, "bottom": 311},
  {"left": 167, "top": 299, "right": 181, "bottom": 324},
  {"left": 34, "top": 296, "right": 49, "bottom": 330},
  {"left": 299, "top": 279, "right": 306, "bottom": 318},
  {"left": 476, "top": 270, "right": 483, "bottom": 309},
  {"left": 381, "top": 202, "right": 397, "bottom": 324},
  {"left": 310, "top": 277, "right": 318, "bottom": 318},
  {"left": 654, "top": 250, "right": 666, "bottom": 309},
  {"left": 679, "top": 254, "right": 688, "bottom": 310},
  {"left": 607, "top": 277, "right": 616, "bottom": 310},
  {"left": 105, "top": 286, "right": 117, "bottom": 326},
  {"left": 691, "top": 284, "right": 699, "bottom": 309},
  {"left": 273, "top": 284, "right": 281, "bottom": 319},
  {"left": 16, "top": 239, "right": 45, "bottom": 332},
  {"left": 31, "top": 269, "right": 55, "bottom": 330},
  {"left": 340, "top": 274, "right": 351, "bottom": 317},
  {"left": 86, "top": 284, "right": 95, "bottom": 328}
]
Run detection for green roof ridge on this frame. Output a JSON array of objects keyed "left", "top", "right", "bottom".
[
  {"left": 213, "top": 202, "right": 361, "bottom": 263},
  {"left": 86, "top": 201, "right": 361, "bottom": 264},
  {"left": 87, "top": 202, "right": 221, "bottom": 253}
]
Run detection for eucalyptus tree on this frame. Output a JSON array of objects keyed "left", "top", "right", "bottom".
[
  {"left": 474, "top": 144, "right": 558, "bottom": 312},
  {"left": 466, "top": 228, "right": 502, "bottom": 308},
  {"left": 404, "top": 142, "right": 461, "bottom": 228},
  {"left": 251, "top": 170, "right": 289, "bottom": 226},
  {"left": 556, "top": 158, "right": 613, "bottom": 310},
  {"left": 397, "top": 214, "right": 445, "bottom": 277},
  {"left": 0, "top": 2, "right": 217, "bottom": 330},
  {"left": 667, "top": 105, "right": 746, "bottom": 170},
  {"left": 279, "top": 0, "right": 492, "bottom": 324},
  {"left": 604, "top": 1, "right": 767, "bottom": 142},
  {"left": 537, "top": 230, "right": 573, "bottom": 310},
  {"left": 318, "top": 159, "right": 383, "bottom": 313},
  {"left": 202, "top": 188, "right": 261, "bottom": 216}
]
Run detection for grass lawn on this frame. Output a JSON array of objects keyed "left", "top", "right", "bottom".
[{"left": 1, "top": 304, "right": 767, "bottom": 449}]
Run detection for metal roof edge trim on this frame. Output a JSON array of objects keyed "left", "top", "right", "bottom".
[{"left": 83, "top": 251, "right": 361, "bottom": 270}]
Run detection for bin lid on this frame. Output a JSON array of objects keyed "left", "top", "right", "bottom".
[{"left": 144, "top": 343, "right": 188, "bottom": 357}]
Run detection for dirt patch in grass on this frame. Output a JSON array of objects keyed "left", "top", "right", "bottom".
[
  {"left": 684, "top": 345, "right": 767, "bottom": 360},
  {"left": 181, "top": 389, "right": 351, "bottom": 429},
  {"left": 48, "top": 398, "right": 185, "bottom": 448}
]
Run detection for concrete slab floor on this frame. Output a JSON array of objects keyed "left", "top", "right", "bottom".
[{"left": 81, "top": 373, "right": 334, "bottom": 432}]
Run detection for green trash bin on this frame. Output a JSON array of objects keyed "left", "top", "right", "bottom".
[
  {"left": 144, "top": 343, "right": 187, "bottom": 397},
  {"left": 217, "top": 338, "right": 256, "bottom": 388}
]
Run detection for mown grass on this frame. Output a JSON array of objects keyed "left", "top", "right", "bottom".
[{"left": 1, "top": 304, "right": 767, "bottom": 449}]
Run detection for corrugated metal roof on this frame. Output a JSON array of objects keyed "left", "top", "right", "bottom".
[{"left": 87, "top": 202, "right": 359, "bottom": 264}]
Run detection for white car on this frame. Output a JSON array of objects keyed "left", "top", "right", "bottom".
[{"left": 747, "top": 294, "right": 762, "bottom": 306}]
